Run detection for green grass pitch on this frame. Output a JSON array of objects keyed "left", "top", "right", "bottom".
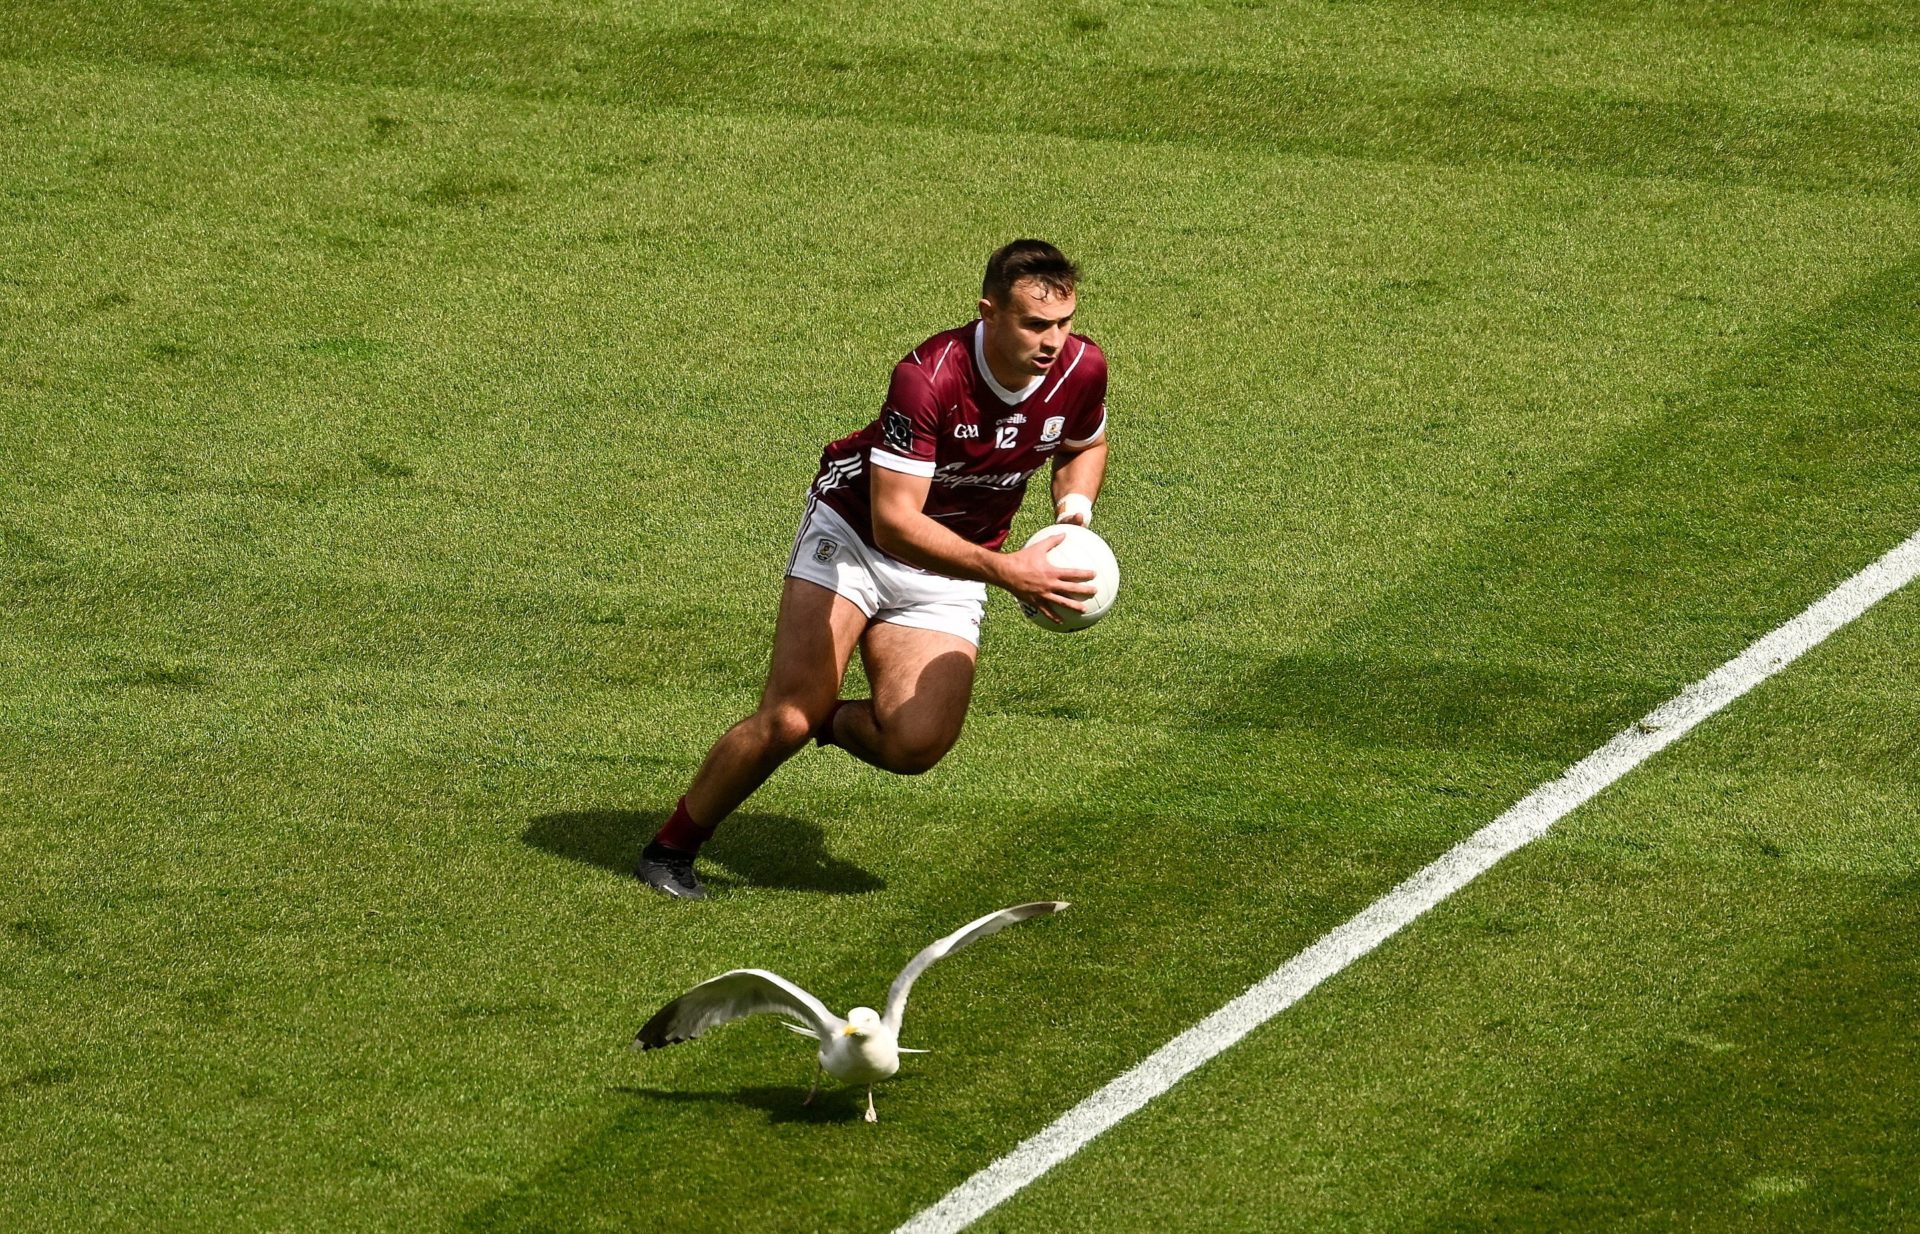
[{"left": 3, "top": 2, "right": 1918, "bottom": 1230}]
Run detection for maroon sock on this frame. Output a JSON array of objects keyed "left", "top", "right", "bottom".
[
  {"left": 814, "top": 699, "right": 851, "bottom": 748},
  {"left": 653, "top": 797, "right": 717, "bottom": 854}
]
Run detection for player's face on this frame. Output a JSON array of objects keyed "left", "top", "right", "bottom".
[{"left": 980, "top": 279, "right": 1077, "bottom": 381}]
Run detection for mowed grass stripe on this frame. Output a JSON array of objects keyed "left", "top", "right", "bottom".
[
  {"left": 1364, "top": 0, "right": 1920, "bottom": 42},
  {"left": 1406, "top": 877, "right": 1920, "bottom": 1232},
  {"left": 1, "top": 1, "right": 1915, "bottom": 196},
  {"left": 1210, "top": 252, "right": 1920, "bottom": 760}
]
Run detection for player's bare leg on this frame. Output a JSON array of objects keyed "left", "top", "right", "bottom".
[
  {"left": 826, "top": 622, "right": 977, "bottom": 776},
  {"left": 639, "top": 578, "right": 867, "bottom": 899},
  {"left": 686, "top": 578, "right": 867, "bottom": 820}
]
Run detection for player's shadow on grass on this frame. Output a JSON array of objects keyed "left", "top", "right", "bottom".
[
  {"left": 611, "top": 1081, "right": 914, "bottom": 1125},
  {"left": 522, "top": 809, "right": 885, "bottom": 895}
]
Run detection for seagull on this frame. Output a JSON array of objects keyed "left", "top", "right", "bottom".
[{"left": 634, "top": 901, "right": 1068, "bottom": 1122}]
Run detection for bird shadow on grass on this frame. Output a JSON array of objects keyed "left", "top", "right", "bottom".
[
  {"left": 522, "top": 809, "right": 886, "bottom": 895},
  {"left": 610, "top": 1083, "right": 890, "bottom": 1125}
]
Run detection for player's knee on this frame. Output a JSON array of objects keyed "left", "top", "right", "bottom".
[
  {"left": 758, "top": 704, "right": 817, "bottom": 756},
  {"left": 889, "top": 731, "right": 955, "bottom": 776}
]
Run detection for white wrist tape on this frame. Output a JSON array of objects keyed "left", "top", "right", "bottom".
[{"left": 1055, "top": 493, "right": 1094, "bottom": 525}]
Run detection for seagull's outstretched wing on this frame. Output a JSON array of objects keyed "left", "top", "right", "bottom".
[
  {"left": 882, "top": 902, "right": 1068, "bottom": 1034},
  {"left": 635, "top": 969, "right": 841, "bottom": 1050}
]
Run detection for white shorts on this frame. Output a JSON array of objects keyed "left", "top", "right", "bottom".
[{"left": 786, "top": 498, "right": 988, "bottom": 646}]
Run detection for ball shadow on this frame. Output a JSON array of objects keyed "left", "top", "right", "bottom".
[{"left": 522, "top": 809, "right": 885, "bottom": 895}]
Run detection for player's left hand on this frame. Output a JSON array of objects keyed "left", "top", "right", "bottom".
[{"left": 1054, "top": 493, "right": 1094, "bottom": 527}]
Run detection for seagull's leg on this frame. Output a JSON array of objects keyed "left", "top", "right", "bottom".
[
  {"left": 803, "top": 1062, "right": 821, "bottom": 1107},
  {"left": 864, "top": 1088, "right": 878, "bottom": 1124}
]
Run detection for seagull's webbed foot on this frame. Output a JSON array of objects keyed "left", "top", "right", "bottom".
[{"left": 864, "top": 1088, "right": 878, "bottom": 1124}]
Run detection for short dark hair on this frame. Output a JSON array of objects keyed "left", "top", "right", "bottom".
[{"left": 982, "top": 239, "right": 1079, "bottom": 304}]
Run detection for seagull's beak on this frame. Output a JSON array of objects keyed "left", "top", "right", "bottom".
[{"left": 839, "top": 1024, "right": 857, "bottom": 1037}]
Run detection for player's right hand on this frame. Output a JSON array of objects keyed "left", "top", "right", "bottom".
[{"left": 1000, "top": 533, "right": 1097, "bottom": 625}]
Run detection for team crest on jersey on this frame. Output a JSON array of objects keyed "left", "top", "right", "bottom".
[
  {"left": 814, "top": 538, "right": 839, "bottom": 563},
  {"left": 1041, "top": 415, "right": 1065, "bottom": 443},
  {"left": 882, "top": 408, "right": 914, "bottom": 454}
]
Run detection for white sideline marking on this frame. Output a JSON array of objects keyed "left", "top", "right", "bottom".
[{"left": 895, "top": 528, "right": 1920, "bottom": 1234}]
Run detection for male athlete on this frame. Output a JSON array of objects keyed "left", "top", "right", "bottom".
[{"left": 638, "top": 240, "right": 1110, "bottom": 899}]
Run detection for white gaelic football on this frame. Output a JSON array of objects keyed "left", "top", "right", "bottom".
[{"left": 1019, "top": 523, "right": 1119, "bottom": 632}]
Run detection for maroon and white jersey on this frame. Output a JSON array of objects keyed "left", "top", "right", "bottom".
[{"left": 811, "top": 322, "right": 1108, "bottom": 552}]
